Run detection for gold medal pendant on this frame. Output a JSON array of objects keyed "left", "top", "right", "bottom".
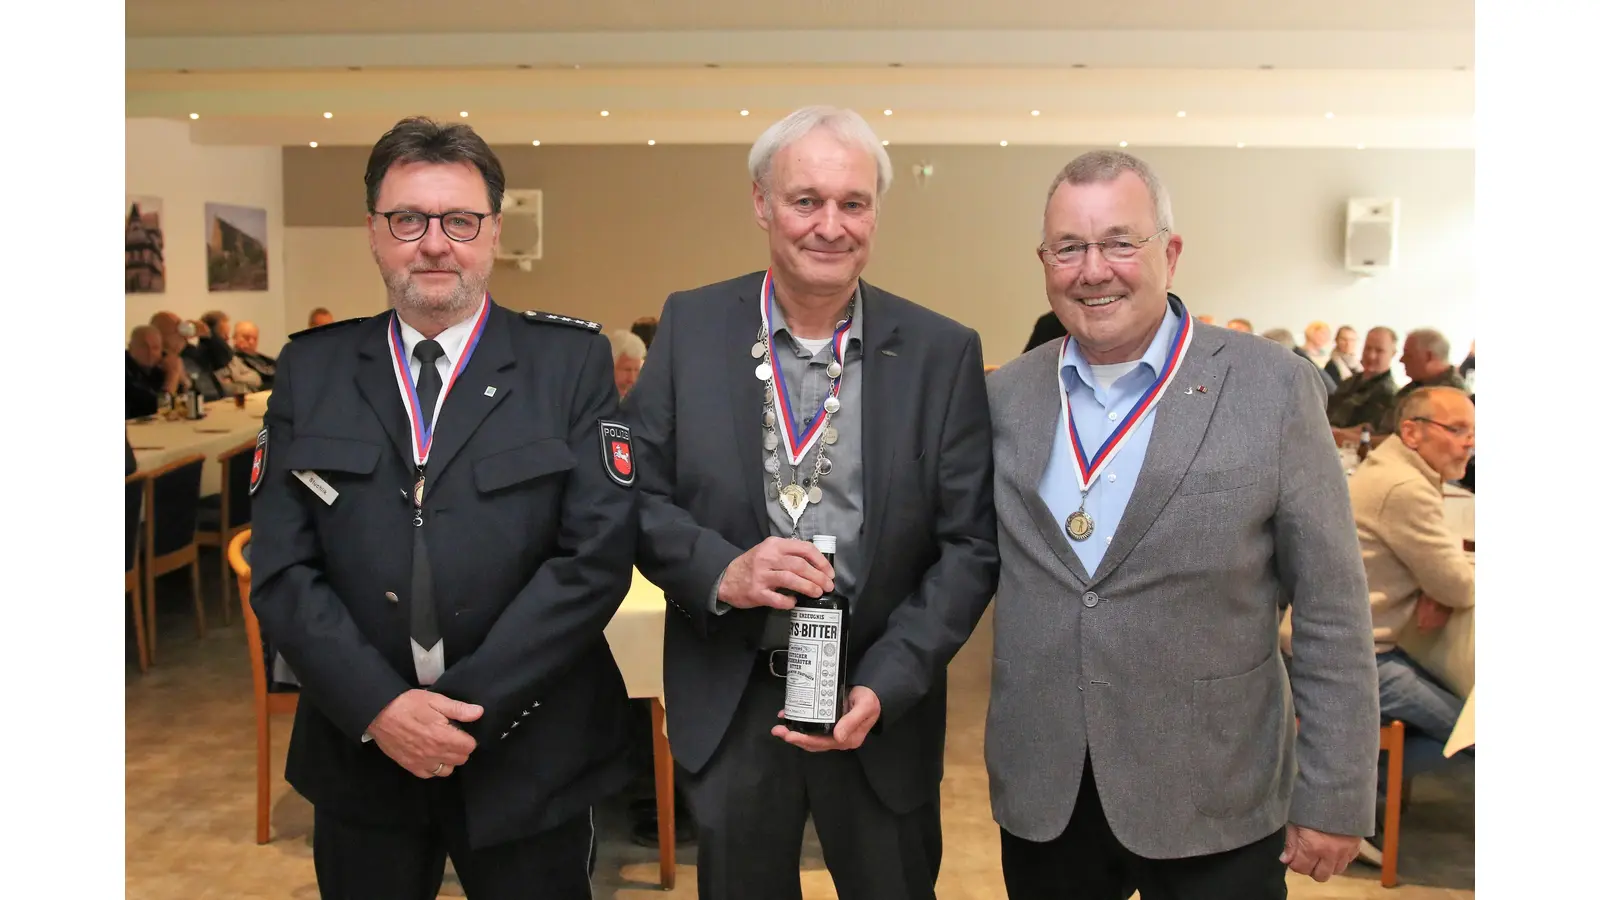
[
  {"left": 779, "top": 483, "right": 809, "bottom": 524},
  {"left": 1065, "top": 509, "right": 1094, "bottom": 541}
]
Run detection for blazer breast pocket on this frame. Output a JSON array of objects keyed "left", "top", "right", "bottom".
[
  {"left": 1175, "top": 466, "right": 1260, "bottom": 497},
  {"left": 473, "top": 438, "right": 575, "bottom": 494}
]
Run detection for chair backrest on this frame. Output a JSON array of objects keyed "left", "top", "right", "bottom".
[
  {"left": 125, "top": 471, "right": 147, "bottom": 573},
  {"left": 149, "top": 454, "right": 206, "bottom": 557},
  {"left": 229, "top": 529, "right": 297, "bottom": 694},
  {"left": 218, "top": 438, "right": 256, "bottom": 529}
]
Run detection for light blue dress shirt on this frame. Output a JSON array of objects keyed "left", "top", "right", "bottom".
[{"left": 1039, "top": 303, "right": 1183, "bottom": 576}]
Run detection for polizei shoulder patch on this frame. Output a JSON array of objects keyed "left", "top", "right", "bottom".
[{"left": 599, "top": 421, "right": 635, "bottom": 486}]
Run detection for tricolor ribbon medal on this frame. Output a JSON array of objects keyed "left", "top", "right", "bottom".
[
  {"left": 387, "top": 296, "right": 491, "bottom": 468},
  {"left": 1058, "top": 309, "right": 1194, "bottom": 540},
  {"left": 761, "top": 270, "right": 852, "bottom": 469}
]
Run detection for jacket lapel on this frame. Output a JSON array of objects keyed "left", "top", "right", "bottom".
[
  {"left": 856, "top": 280, "right": 905, "bottom": 595},
  {"left": 420, "top": 302, "right": 516, "bottom": 484},
  {"left": 1087, "top": 324, "right": 1229, "bottom": 586},
  {"left": 1015, "top": 341, "right": 1092, "bottom": 585},
  {"left": 354, "top": 314, "right": 413, "bottom": 464},
  {"left": 726, "top": 283, "right": 770, "bottom": 537}
]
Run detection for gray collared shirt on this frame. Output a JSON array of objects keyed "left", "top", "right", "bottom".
[{"left": 713, "top": 287, "right": 866, "bottom": 647}]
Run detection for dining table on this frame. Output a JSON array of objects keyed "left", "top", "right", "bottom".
[{"left": 127, "top": 391, "right": 270, "bottom": 494}]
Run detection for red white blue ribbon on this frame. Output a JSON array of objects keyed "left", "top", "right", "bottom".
[
  {"left": 761, "top": 270, "right": 852, "bottom": 467},
  {"left": 388, "top": 296, "right": 491, "bottom": 466},
  {"left": 1057, "top": 309, "right": 1193, "bottom": 493}
]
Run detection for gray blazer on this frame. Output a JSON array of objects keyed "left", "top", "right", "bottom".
[{"left": 985, "top": 305, "right": 1379, "bottom": 859}]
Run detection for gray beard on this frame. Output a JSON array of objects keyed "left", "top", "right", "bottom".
[{"left": 384, "top": 266, "right": 490, "bottom": 325}]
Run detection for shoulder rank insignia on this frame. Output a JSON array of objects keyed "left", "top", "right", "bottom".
[
  {"left": 288, "top": 316, "right": 369, "bottom": 340},
  {"left": 524, "top": 310, "right": 602, "bottom": 333}
]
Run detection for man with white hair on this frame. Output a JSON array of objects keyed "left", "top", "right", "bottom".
[
  {"left": 626, "top": 106, "right": 998, "bottom": 899},
  {"left": 1378, "top": 328, "right": 1468, "bottom": 436},
  {"left": 607, "top": 329, "right": 646, "bottom": 400}
]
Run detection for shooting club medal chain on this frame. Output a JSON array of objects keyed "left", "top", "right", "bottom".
[
  {"left": 1058, "top": 309, "right": 1194, "bottom": 541},
  {"left": 754, "top": 269, "right": 853, "bottom": 533},
  {"left": 387, "top": 297, "right": 491, "bottom": 520}
]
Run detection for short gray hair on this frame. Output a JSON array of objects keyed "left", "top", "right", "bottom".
[
  {"left": 1042, "top": 149, "right": 1174, "bottom": 239},
  {"left": 748, "top": 106, "right": 893, "bottom": 200},
  {"left": 1406, "top": 328, "right": 1451, "bottom": 361},
  {"left": 1261, "top": 328, "right": 1297, "bottom": 350},
  {"left": 607, "top": 329, "right": 646, "bottom": 363},
  {"left": 1397, "top": 385, "right": 1471, "bottom": 424}
]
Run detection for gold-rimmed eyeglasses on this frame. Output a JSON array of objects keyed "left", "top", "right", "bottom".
[{"left": 1037, "top": 228, "right": 1168, "bottom": 268}]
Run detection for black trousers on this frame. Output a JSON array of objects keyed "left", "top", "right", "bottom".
[
  {"left": 312, "top": 776, "right": 595, "bottom": 900},
  {"left": 679, "top": 660, "right": 942, "bottom": 900},
  {"left": 1000, "top": 756, "right": 1287, "bottom": 900}
]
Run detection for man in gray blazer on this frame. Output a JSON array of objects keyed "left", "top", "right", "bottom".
[{"left": 986, "top": 149, "right": 1379, "bottom": 898}]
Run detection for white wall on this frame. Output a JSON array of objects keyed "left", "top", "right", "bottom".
[
  {"left": 282, "top": 226, "right": 389, "bottom": 331},
  {"left": 125, "top": 118, "right": 288, "bottom": 354}
]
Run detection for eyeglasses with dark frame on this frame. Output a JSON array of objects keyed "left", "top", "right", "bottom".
[
  {"left": 1037, "top": 227, "right": 1169, "bottom": 268},
  {"left": 375, "top": 210, "right": 492, "bottom": 243},
  {"left": 1408, "top": 417, "right": 1475, "bottom": 440}
]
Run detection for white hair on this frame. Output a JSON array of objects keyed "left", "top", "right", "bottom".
[
  {"left": 1407, "top": 328, "right": 1451, "bottom": 361},
  {"left": 748, "top": 106, "right": 893, "bottom": 200},
  {"left": 607, "top": 329, "right": 646, "bottom": 363},
  {"left": 1042, "top": 149, "right": 1174, "bottom": 240}
]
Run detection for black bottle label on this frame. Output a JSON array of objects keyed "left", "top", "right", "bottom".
[{"left": 783, "top": 607, "right": 845, "bottom": 724}]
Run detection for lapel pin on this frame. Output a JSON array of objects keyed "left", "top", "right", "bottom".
[
  {"left": 484, "top": 386, "right": 497, "bottom": 397},
  {"left": 1196, "top": 385, "right": 1207, "bottom": 393}
]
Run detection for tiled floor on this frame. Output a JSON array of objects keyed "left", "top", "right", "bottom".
[{"left": 127, "top": 555, "right": 1474, "bottom": 898}]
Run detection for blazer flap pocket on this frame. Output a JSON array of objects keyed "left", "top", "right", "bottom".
[
  {"left": 474, "top": 439, "right": 575, "bottom": 492},
  {"left": 1177, "top": 466, "right": 1259, "bottom": 496},
  {"left": 282, "top": 436, "right": 381, "bottom": 475}
]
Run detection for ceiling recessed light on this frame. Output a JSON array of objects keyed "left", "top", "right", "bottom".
[
  {"left": 1119, "top": 140, "right": 1128, "bottom": 147},
  {"left": 532, "top": 140, "right": 541, "bottom": 146},
  {"left": 1030, "top": 110, "right": 1041, "bottom": 117},
  {"left": 881, "top": 140, "right": 889, "bottom": 146},
  {"left": 1177, "top": 111, "right": 1187, "bottom": 118},
  {"left": 188, "top": 112, "right": 199, "bottom": 119},
  {"left": 1325, "top": 111, "right": 1335, "bottom": 119},
  {"left": 647, "top": 139, "right": 656, "bottom": 146},
  {"left": 883, "top": 109, "right": 893, "bottom": 116},
  {"left": 1236, "top": 142, "right": 1246, "bottom": 148},
  {"left": 600, "top": 110, "right": 610, "bottom": 117},
  {"left": 999, "top": 140, "right": 1008, "bottom": 147},
  {"left": 740, "top": 109, "right": 749, "bottom": 116},
  {"left": 322, "top": 111, "right": 333, "bottom": 118},
  {"left": 459, "top": 110, "right": 469, "bottom": 117},
  {"left": 1355, "top": 143, "right": 1366, "bottom": 150},
  {"left": 309, "top": 141, "right": 318, "bottom": 148},
  {"left": 571, "top": 64, "right": 581, "bottom": 70}
]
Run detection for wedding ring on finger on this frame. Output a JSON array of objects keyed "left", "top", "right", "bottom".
[{"left": 432, "top": 762, "right": 445, "bottom": 776}]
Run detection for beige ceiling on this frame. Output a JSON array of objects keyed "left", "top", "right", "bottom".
[{"left": 125, "top": 0, "right": 1475, "bottom": 149}]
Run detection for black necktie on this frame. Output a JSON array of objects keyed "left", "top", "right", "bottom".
[{"left": 409, "top": 339, "right": 445, "bottom": 665}]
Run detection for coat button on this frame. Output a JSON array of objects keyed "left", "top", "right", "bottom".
[
  {"left": 385, "top": 592, "right": 399, "bottom": 604},
  {"left": 1083, "top": 591, "right": 1100, "bottom": 608}
]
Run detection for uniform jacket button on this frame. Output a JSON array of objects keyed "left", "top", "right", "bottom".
[
  {"left": 384, "top": 592, "right": 399, "bottom": 604},
  {"left": 1083, "top": 591, "right": 1100, "bottom": 608}
]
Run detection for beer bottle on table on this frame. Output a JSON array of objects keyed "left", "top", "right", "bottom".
[
  {"left": 782, "top": 534, "right": 850, "bottom": 736},
  {"left": 1356, "top": 425, "right": 1372, "bottom": 463}
]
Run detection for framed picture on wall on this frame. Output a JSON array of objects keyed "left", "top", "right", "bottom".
[
  {"left": 205, "top": 202, "right": 270, "bottom": 291},
  {"left": 125, "top": 196, "right": 165, "bottom": 294}
]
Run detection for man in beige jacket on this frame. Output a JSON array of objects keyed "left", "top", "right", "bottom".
[{"left": 1287, "top": 385, "right": 1474, "bottom": 741}]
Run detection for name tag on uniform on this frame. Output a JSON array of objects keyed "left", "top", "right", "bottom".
[{"left": 292, "top": 470, "right": 339, "bottom": 506}]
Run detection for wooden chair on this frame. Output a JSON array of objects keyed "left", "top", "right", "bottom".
[
  {"left": 229, "top": 528, "right": 301, "bottom": 844},
  {"left": 143, "top": 453, "right": 208, "bottom": 663},
  {"left": 1378, "top": 719, "right": 1405, "bottom": 887},
  {"left": 125, "top": 470, "right": 150, "bottom": 673},
  {"left": 651, "top": 699, "right": 675, "bottom": 889},
  {"left": 196, "top": 438, "right": 258, "bottom": 625}
]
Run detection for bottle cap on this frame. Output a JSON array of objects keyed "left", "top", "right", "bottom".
[{"left": 811, "top": 534, "right": 837, "bottom": 554}]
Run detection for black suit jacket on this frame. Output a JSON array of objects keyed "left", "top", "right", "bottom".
[
  {"left": 626, "top": 271, "right": 999, "bottom": 814},
  {"left": 249, "top": 302, "right": 637, "bottom": 849}
]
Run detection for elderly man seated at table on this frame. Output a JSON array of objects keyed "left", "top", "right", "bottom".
[
  {"left": 126, "top": 324, "right": 182, "bottom": 418},
  {"left": 230, "top": 320, "right": 276, "bottom": 389}
]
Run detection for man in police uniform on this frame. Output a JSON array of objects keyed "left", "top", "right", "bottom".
[{"left": 249, "top": 117, "right": 637, "bottom": 899}]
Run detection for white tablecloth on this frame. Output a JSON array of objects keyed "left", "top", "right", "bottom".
[
  {"left": 604, "top": 568, "right": 667, "bottom": 700},
  {"left": 127, "top": 391, "right": 270, "bottom": 495}
]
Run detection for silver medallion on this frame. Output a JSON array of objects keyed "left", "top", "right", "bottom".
[
  {"left": 817, "top": 457, "right": 832, "bottom": 476},
  {"left": 751, "top": 342, "right": 765, "bottom": 359},
  {"left": 763, "top": 431, "right": 778, "bottom": 450},
  {"left": 823, "top": 427, "right": 838, "bottom": 445},
  {"left": 769, "top": 483, "right": 781, "bottom": 499},
  {"left": 764, "top": 456, "right": 779, "bottom": 474},
  {"left": 755, "top": 362, "right": 773, "bottom": 382},
  {"left": 823, "top": 396, "right": 841, "bottom": 414},
  {"left": 807, "top": 485, "right": 823, "bottom": 504},
  {"left": 827, "top": 361, "right": 843, "bottom": 379},
  {"left": 763, "top": 409, "right": 776, "bottom": 427}
]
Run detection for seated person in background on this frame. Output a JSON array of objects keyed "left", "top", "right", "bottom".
[
  {"left": 1196, "top": 313, "right": 1215, "bottom": 325},
  {"left": 306, "top": 307, "right": 334, "bottom": 328},
  {"left": 1326, "top": 324, "right": 1362, "bottom": 382},
  {"left": 1264, "top": 327, "right": 1336, "bottom": 395},
  {"left": 1377, "top": 329, "right": 1469, "bottom": 436},
  {"left": 125, "top": 324, "right": 181, "bottom": 418},
  {"left": 630, "top": 315, "right": 659, "bottom": 349},
  {"left": 1022, "top": 309, "right": 1067, "bottom": 352},
  {"left": 1458, "top": 339, "right": 1475, "bottom": 392},
  {"left": 607, "top": 329, "right": 646, "bottom": 401},
  {"left": 1225, "top": 316, "right": 1252, "bottom": 332},
  {"left": 231, "top": 320, "right": 277, "bottom": 389},
  {"left": 1328, "top": 326, "right": 1399, "bottom": 445},
  {"left": 197, "top": 310, "right": 237, "bottom": 371},
  {"left": 1300, "top": 320, "right": 1333, "bottom": 370}
]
